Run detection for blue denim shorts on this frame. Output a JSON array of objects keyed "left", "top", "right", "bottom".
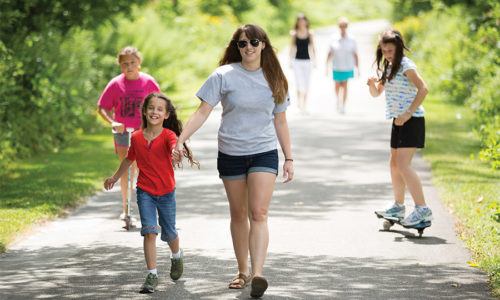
[
  {"left": 136, "top": 188, "right": 178, "bottom": 242},
  {"left": 217, "top": 149, "right": 279, "bottom": 180},
  {"left": 113, "top": 131, "right": 130, "bottom": 147}
]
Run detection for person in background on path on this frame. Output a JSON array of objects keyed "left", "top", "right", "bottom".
[
  {"left": 104, "top": 93, "right": 197, "bottom": 294},
  {"left": 367, "top": 30, "right": 433, "bottom": 226},
  {"left": 173, "top": 24, "right": 294, "bottom": 298},
  {"left": 326, "top": 17, "right": 359, "bottom": 114},
  {"left": 97, "top": 46, "right": 160, "bottom": 220},
  {"left": 289, "top": 13, "right": 316, "bottom": 113}
]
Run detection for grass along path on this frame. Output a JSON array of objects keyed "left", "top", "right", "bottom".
[
  {"left": 423, "top": 96, "right": 500, "bottom": 295},
  {"left": 0, "top": 130, "right": 116, "bottom": 252}
]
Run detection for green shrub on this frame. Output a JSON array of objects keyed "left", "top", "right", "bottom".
[
  {"left": 395, "top": 6, "right": 499, "bottom": 169},
  {"left": 0, "top": 28, "right": 101, "bottom": 164},
  {"left": 0, "top": 0, "right": 144, "bottom": 167}
]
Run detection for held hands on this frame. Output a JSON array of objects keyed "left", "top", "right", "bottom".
[
  {"left": 103, "top": 176, "right": 118, "bottom": 190},
  {"left": 111, "top": 121, "right": 125, "bottom": 134},
  {"left": 171, "top": 143, "right": 185, "bottom": 165},
  {"left": 283, "top": 160, "right": 294, "bottom": 183}
]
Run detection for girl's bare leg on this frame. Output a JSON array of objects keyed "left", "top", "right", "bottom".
[{"left": 395, "top": 148, "right": 426, "bottom": 206}]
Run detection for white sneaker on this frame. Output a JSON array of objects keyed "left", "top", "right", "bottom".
[
  {"left": 375, "top": 203, "right": 405, "bottom": 219},
  {"left": 401, "top": 206, "right": 433, "bottom": 226}
]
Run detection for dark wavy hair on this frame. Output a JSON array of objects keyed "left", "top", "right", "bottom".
[
  {"left": 141, "top": 93, "right": 199, "bottom": 168},
  {"left": 375, "top": 29, "right": 410, "bottom": 84},
  {"left": 219, "top": 24, "right": 288, "bottom": 104}
]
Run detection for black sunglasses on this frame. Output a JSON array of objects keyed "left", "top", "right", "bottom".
[{"left": 236, "top": 39, "right": 261, "bottom": 48}]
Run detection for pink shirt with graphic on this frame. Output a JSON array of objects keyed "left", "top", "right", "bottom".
[{"left": 97, "top": 72, "right": 161, "bottom": 129}]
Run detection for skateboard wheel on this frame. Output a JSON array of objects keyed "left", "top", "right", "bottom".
[{"left": 383, "top": 220, "right": 393, "bottom": 230}]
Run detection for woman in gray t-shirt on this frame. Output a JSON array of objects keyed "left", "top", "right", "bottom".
[{"left": 175, "top": 24, "right": 293, "bottom": 298}]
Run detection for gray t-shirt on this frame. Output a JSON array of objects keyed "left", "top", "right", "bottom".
[{"left": 196, "top": 63, "right": 290, "bottom": 156}]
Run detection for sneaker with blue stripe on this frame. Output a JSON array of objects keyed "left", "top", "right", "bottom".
[
  {"left": 401, "top": 206, "right": 433, "bottom": 226},
  {"left": 375, "top": 203, "right": 405, "bottom": 219}
]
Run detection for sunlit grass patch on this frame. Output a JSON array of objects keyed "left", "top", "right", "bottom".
[
  {"left": 0, "top": 130, "right": 116, "bottom": 252},
  {"left": 423, "top": 96, "right": 500, "bottom": 295}
]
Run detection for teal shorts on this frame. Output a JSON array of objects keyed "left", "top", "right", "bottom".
[{"left": 333, "top": 70, "right": 354, "bottom": 82}]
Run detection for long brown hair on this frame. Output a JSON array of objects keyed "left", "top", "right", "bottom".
[
  {"left": 375, "top": 30, "right": 410, "bottom": 84},
  {"left": 294, "top": 13, "right": 310, "bottom": 31},
  {"left": 218, "top": 24, "right": 288, "bottom": 104},
  {"left": 142, "top": 93, "right": 199, "bottom": 168}
]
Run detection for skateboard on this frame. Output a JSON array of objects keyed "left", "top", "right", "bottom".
[
  {"left": 375, "top": 211, "right": 431, "bottom": 237},
  {"left": 123, "top": 127, "right": 136, "bottom": 231}
]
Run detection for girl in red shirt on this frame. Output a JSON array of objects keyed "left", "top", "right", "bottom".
[{"left": 104, "top": 93, "right": 197, "bottom": 293}]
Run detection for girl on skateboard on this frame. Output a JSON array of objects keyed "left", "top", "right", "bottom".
[{"left": 367, "top": 30, "right": 433, "bottom": 226}]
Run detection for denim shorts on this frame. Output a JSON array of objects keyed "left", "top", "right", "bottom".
[
  {"left": 136, "top": 188, "right": 178, "bottom": 242},
  {"left": 113, "top": 132, "right": 130, "bottom": 147},
  {"left": 217, "top": 149, "right": 279, "bottom": 180}
]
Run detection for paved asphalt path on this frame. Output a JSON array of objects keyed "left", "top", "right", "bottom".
[{"left": 0, "top": 20, "right": 493, "bottom": 299}]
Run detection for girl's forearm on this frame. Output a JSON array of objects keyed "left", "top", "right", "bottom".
[
  {"left": 112, "top": 158, "right": 133, "bottom": 180},
  {"left": 98, "top": 107, "right": 114, "bottom": 124},
  {"left": 369, "top": 84, "right": 381, "bottom": 97},
  {"left": 408, "top": 87, "right": 428, "bottom": 113},
  {"left": 405, "top": 69, "right": 428, "bottom": 112}
]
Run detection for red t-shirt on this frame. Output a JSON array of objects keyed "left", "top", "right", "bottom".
[{"left": 126, "top": 128, "right": 177, "bottom": 196}]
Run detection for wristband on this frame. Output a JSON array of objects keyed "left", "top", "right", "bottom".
[
  {"left": 405, "top": 109, "right": 412, "bottom": 114},
  {"left": 285, "top": 158, "right": 294, "bottom": 162}
]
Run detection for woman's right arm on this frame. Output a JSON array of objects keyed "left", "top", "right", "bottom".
[{"left": 175, "top": 101, "right": 214, "bottom": 151}]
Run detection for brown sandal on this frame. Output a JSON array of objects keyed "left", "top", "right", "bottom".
[
  {"left": 250, "top": 276, "right": 268, "bottom": 298},
  {"left": 228, "top": 273, "right": 251, "bottom": 289}
]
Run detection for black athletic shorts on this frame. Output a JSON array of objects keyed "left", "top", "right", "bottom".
[{"left": 390, "top": 117, "right": 425, "bottom": 149}]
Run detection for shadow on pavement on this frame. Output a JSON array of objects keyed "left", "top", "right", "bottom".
[
  {"left": 0, "top": 246, "right": 492, "bottom": 300},
  {"left": 377, "top": 229, "right": 449, "bottom": 245}
]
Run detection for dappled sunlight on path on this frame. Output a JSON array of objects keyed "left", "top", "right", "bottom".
[{"left": 0, "top": 20, "right": 493, "bottom": 299}]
